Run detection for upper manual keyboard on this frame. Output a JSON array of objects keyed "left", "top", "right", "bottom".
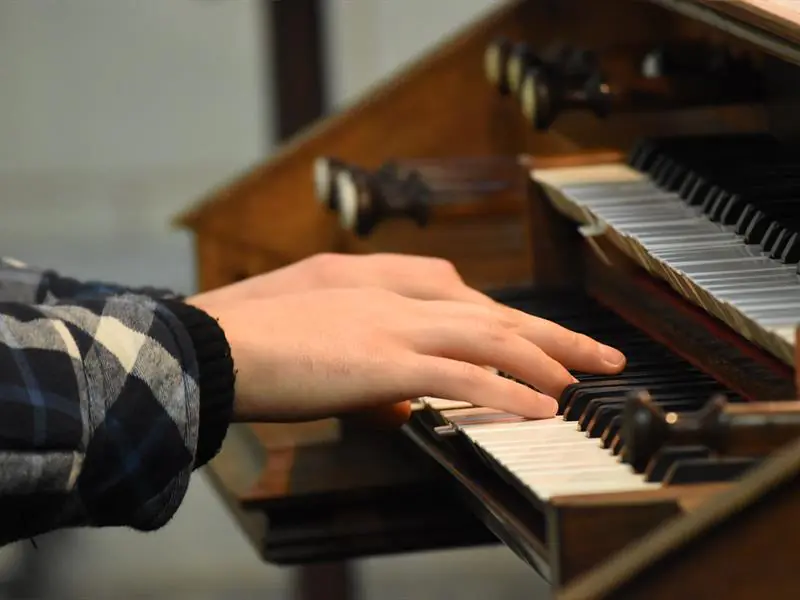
[{"left": 533, "top": 133, "right": 800, "bottom": 364}]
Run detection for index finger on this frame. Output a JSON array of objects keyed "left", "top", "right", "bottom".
[{"left": 506, "top": 308, "right": 627, "bottom": 374}]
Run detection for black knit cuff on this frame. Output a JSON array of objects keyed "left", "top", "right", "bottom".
[{"left": 160, "top": 299, "right": 236, "bottom": 469}]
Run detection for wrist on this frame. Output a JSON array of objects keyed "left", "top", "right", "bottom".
[{"left": 161, "top": 298, "right": 236, "bottom": 468}]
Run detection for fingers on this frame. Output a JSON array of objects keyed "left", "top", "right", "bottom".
[
  {"left": 413, "top": 357, "right": 558, "bottom": 419},
  {"left": 412, "top": 316, "right": 577, "bottom": 399},
  {"left": 500, "top": 305, "right": 626, "bottom": 374},
  {"left": 417, "top": 299, "right": 625, "bottom": 377}
]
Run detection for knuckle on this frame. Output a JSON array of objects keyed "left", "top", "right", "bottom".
[
  {"left": 309, "top": 252, "right": 343, "bottom": 270},
  {"left": 307, "top": 252, "right": 351, "bottom": 284},
  {"left": 482, "top": 319, "right": 511, "bottom": 345},
  {"left": 429, "top": 257, "right": 460, "bottom": 278},
  {"left": 561, "top": 328, "right": 586, "bottom": 351},
  {"left": 449, "top": 361, "right": 489, "bottom": 386},
  {"left": 479, "top": 306, "right": 517, "bottom": 331},
  {"left": 365, "top": 286, "right": 405, "bottom": 306}
]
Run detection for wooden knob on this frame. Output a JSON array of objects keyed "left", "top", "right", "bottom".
[
  {"left": 313, "top": 156, "right": 348, "bottom": 211},
  {"left": 334, "top": 168, "right": 367, "bottom": 233},
  {"left": 520, "top": 67, "right": 551, "bottom": 130},
  {"left": 334, "top": 167, "right": 430, "bottom": 237},
  {"left": 520, "top": 66, "right": 611, "bottom": 130},
  {"left": 506, "top": 42, "right": 543, "bottom": 96},
  {"left": 484, "top": 37, "right": 513, "bottom": 95}
]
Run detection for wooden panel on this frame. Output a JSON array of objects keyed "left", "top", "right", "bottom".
[
  {"left": 553, "top": 104, "right": 768, "bottom": 154},
  {"left": 344, "top": 215, "right": 534, "bottom": 290},
  {"left": 557, "top": 436, "right": 800, "bottom": 600},
  {"left": 548, "top": 484, "right": 729, "bottom": 587},
  {"left": 192, "top": 233, "right": 298, "bottom": 289},
  {"left": 205, "top": 418, "right": 495, "bottom": 564},
  {"left": 348, "top": 150, "right": 630, "bottom": 289},
  {"left": 177, "top": 0, "right": 705, "bottom": 275}
]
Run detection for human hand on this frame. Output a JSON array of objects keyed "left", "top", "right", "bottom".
[
  {"left": 189, "top": 253, "right": 499, "bottom": 308},
  {"left": 187, "top": 287, "right": 626, "bottom": 423}
]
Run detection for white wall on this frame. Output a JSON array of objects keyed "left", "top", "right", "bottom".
[
  {"left": 0, "top": 0, "right": 267, "bottom": 293},
  {"left": 324, "top": 0, "right": 501, "bottom": 108},
  {"left": 0, "top": 0, "right": 266, "bottom": 174},
  {"left": 0, "top": 0, "right": 503, "bottom": 174}
]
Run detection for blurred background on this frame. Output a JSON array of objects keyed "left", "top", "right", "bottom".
[{"left": 0, "top": 1, "right": 548, "bottom": 598}]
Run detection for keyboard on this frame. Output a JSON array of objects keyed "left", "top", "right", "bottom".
[
  {"left": 411, "top": 289, "right": 750, "bottom": 503},
  {"left": 532, "top": 133, "right": 800, "bottom": 364}
]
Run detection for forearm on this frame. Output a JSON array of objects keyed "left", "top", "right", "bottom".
[
  {"left": 0, "top": 257, "right": 180, "bottom": 304},
  {"left": 0, "top": 293, "right": 234, "bottom": 545}
]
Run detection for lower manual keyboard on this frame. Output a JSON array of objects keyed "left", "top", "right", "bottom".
[
  {"left": 440, "top": 410, "right": 657, "bottom": 500},
  {"left": 409, "top": 288, "right": 746, "bottom": 503}
]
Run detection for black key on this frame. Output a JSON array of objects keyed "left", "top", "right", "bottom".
[
  {"left": 579, "top": 398, "right": 626, "bottom": 431},
  {"left": 561, "top": 376, "right": 723, "bottom": 420},
  {"left": 653, "top": 158, "right": 679, "bottom": 187},
  {"left": 743, "top": 211, "right": 770, "bottom": 245},
  {"left": 707, "top": 192, "right": 733, "bottom": 221},
  {"left": 586, "top": 403, "right": 627, "bottom": 438},
  {"left": 628, "top": 138, "right": 660, "bottom": 170},
  {"left": 734, "top": 199, "right": 800, "bottom": 235},
  {"left": 563, "top": 376, "right": 717, "bottom": 419},
  {"left": 736, "top": 204, "right": 760, "bottom": 236},
  {"left": 662, "top": 456, "right": 761, "bottom": 484},
  {"left": 770, "top": 227, "right": 797, "bottom": 259},
  {"left": 646, "top": 154, "right": 669, "bottom": 179},
  {"left": 580, "top": 395, "right": 703, "bottom": 433},
  {"left": 586, "top": 397, "right": 702, "bottom": 438},
  {"left": 610, "top": 431, "right": 626, "bottom": 456},
  {"left": 601, "top": 415, "right": 623, "bottom": 449},
  {"left": 572, "top": 359, "right": 700, "bottom": 381},
  {"left": 760, "top": 221, "right": 784, "bottom": 252},
  {"left": 713, "top": 191, "right": 800, "bottom": 225},
  {"left": 644, "top": 445, "right": 711, "bottom": 481},
  {"left": 786, "top": 232, "right": 800, "bottom": 264},
  {"left": 701, "top": 188, "right": 728, "bottom": 216},
  {"left": 677, "top": 171, "right": 700, "bottom": 198},
  {"left": 684, "top": 176, "right": 714, "bottom": 206}
]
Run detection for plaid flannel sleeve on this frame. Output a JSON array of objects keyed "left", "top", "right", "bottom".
[
  {"left": 0, "top": 292, "right": 235, "bottom": 546},
  {"left": 0, "top": 257, "right": 180, "bottom": 303}
]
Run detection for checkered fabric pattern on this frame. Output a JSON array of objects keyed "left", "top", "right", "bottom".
[
  {"left": 0, "top": 257, "right": 234, "bottom": 545},
  {"left": 0, "top": 256, "right": 182, "bottom": 304}
]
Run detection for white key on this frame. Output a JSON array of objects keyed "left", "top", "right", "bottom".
[
  {"left": 445, "top": 416, "right": 658, "bottom": 501},
  {"left": 420, "top": 396, "right": 474, "bottom": 411}
]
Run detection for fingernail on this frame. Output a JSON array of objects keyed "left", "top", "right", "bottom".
[
  {"left": 600, "top": 344, "right": 625, "bottom": 367},
  {"left": 541, "top": 395, "right": 559, "bottom": 417}
]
